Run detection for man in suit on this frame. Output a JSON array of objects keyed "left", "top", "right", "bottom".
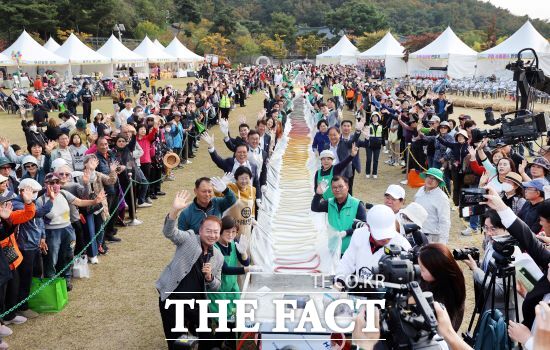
[
  {"left": 256, "top": 119, "right": 271, "bottom": 154},
  {"left": 340, "top": 119, "right": 362, "bottom": 183},
  {"left": 222, "top": 122, "right": 249, "bottom": 152},
  {"left": 246, "top": 130, "right": 268, "bottom": 188},
  {"left": 327, "top": 123, "right": 362, "bottom": 195},
  {"left": 202, "top": 133, "right": 262, "bottom": 201},
  {"left": 157, "top": 191, "right": 224, "bottom": 350}
]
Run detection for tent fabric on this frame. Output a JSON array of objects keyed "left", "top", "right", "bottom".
[
  {"left": 96, "top": 35, "right": 146, "bottom": 64},
  {"left": 477, "top": 21, "right": 550, "bottom": 77},
  {"left": 0, "top": 52, "right": 12, "bottom": 66},
  {"left": 133, "top": 36, "right": 177, "bottom": 63},
  {"left": 153, "top": 39, "right": 166, "bottom": 51},
  {"left": 358, "top": 32, "right": 407, "bottom": 78},
  {"left": 55, "top": 34, "right": 110, "bottom": 65},
  {"left": 316, "top": 35, "right": 360, "bottom": 65},
  {"left": 43, "top": 37, "right": 61, "bottom": 52},
  {"left": 409, "top": 27, "right": 477, "bottom": 78},
  {"left": 1, "top": 30, "right": 68, "bottom": 66},
  {"left": 164, "top": 37, "right": 204, "bottom": 63}
]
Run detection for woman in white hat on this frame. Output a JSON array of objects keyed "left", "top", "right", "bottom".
[{"left": 314, "top": 144, "right": 358, "bottom": 200}]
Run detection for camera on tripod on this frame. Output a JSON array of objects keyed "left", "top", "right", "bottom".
[
  {"left": 491, "top": 235, "right": 517, "bottom": 264},
  {"left": 459, "top": 188, "right": 488, "bottom": 218},
  {"left": 372, "top": 244, "right": 443, "bottom": 350},
  {"left": 452, "top": 247, "right": 480, "bottom": 261}
]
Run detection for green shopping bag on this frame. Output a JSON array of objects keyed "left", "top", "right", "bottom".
[{"left": 27, "top": 278, "right": 68, "bottom": 313}]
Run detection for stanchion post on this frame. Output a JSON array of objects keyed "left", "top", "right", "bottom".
[
  {"left": 401, "top": 143, "right": 411, "bottom": 185},
  {"left": 127, "top": 171, "right": 139, "bottom": 225}
]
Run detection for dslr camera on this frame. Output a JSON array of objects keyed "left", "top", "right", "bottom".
[
  {"left": 452, "top": 247, "right": 480, "bottom": 261},
  {"left": 459, "top": 188, "right": 488, "bottom": 218}
]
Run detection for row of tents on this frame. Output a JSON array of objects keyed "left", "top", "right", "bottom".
[
  {"left": 316, "top": 21, "right": 550, "bottom": 79},
  {"left": 0, "top": 31, "right": 204, "bottom": 78}
]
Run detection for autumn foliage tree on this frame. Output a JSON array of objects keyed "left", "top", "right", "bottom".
[
  {"left": 200, "top": 33, "right": 230, "bottom": 56},
  {"left": 259, "top": 34, "right": 288, "bottom": 59},
  {"left": 296, "top": 35, "right": 325, "bottom": 58},
  {"left": 355, "top": 30, "right": 387, "bottom": 51}
]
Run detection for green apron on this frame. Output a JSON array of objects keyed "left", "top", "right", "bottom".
[
  {"left": 327, "top": 195, "right": 360, "bottom": 254},
  {"left": 208, "top": 241, "right": 240, "bottom": 317},
  {"left": 317, "top": 167, "right": 334, "bottom": 200}
]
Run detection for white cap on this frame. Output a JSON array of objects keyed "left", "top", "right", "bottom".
[
  {"left": 19, "top": 178, "right": 42, "bottom": 191},
  {"left": 385, "top": 184, "right": 405, "bottom": 200},
  {"left": 319, "top": 150, "right": 335, "bottom": 160},
  {"left": 51, "top": 158, "right": 68, "bottom": 171},
  {"left": 22, "top": 155, "right": 38, "bottom": 166},
  {"left": 367, "top": 205, "right": 398, "bottom": 240},
  {"left": 0, "top": 175, "right": 8, "bottom": 183},
  {"left": 398, "top": 202, "right": 428, "bottom": 228}
]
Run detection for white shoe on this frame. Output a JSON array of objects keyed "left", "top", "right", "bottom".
[
  {"left": 384, "top": 159, "right": 393, "bottom": 164},
  {"left": 145, "top": 198, "right": 153, "bottom": 204},
  {"left": 184, "top": 160, "right": 192, "bottom": 164},
  {"left": 384, "top": 149, "right": 389, "bottom": 154},
  {"left": 400, "top": 161, "right": 406, "bottom": 166},
  {"left": 365, "top": 175, "right": 370, "bottom": 179},
  {"left": 0, "top": 340, "right": 8, "bottom": 349},
  {"left": 89, "top": 256, "right": 99, "bottom": 264},
  {"left": 137, "top": 202, "right": 152, "bottom": 208},
  {"left": 128, "top": 219, "right": 143, "bottom": 226},
  {"left": 3, "top": 316, "right": 26, "bottom": 325},
  {"left": 373, "top": 175, "right": 378, "bottom": 179},
  {"left": 400, "top": 179, "right": 408, "bottom": 185},
  {"left": 461, "top": 227, "right": 476, "bottom": 236},
  {"left": 0, "top": 325, "right": 12, "bottom": 337}
]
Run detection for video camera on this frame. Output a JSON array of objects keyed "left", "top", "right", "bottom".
[
  {"left": 471, "top": 48, "right": 550, "bottom": 145},
  {"left": 373, "top": 244, "right": 443, "bottom": 350},
  {"left": 452, "top": 247, "right": 480, "bottom": 261},
  {"left": 402, "top": 224, "right": 429, "bottom": 263},
  {"left": 491, "top": 235, "right": 517, "bottom": 265},
  {"left": 459, "top": 188, "right": 488, "bottom": 218}
]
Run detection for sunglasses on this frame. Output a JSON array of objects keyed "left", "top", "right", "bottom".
[
  {"left": 47, "top": 180, "right": 60, "bottom": 185},
  {"left": 24, "top": 164, "right": 37, "bottom": 169}
]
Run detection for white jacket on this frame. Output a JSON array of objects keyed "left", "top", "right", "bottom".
[
  {"left": 335, "top": 227, "right": 411, "bottom": 281},
  {"left": 414, "top": 186, "right": 451, "bottom": 242}
]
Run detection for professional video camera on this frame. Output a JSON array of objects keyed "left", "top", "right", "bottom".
[
  {"left": 372, "top": 245, "right": 443, "bottom": 350},
  {"left": 452, "top": 247, "right": 480, "bottom": 261},
  {"left": 402, "top": 224, "right": 429, "bottom": 263},
  {"left": 491, "top": 235, "right": 517, "bottom": 265},
  {"left": 471, "top": 48, "right": 550, "bottom": 145}
]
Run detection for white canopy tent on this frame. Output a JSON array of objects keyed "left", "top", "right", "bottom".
[
  {"left": 43, "top": 37, "right": 61, "bottom": 52},
  {"left": 1, "top": 30, "right": 68, "bottom": 76},
  {"left": 358, "top": 32, "right": 407, "bottom": 78},
  {"left": 54, "top": 33, "right": 111, "bottom": 79},
  {"left": 153, "top": 39, "right": 166, "bottom": 51},
  {"left": 164, "top": 37, "right": 203, "bottom": 63},
  {"left": 0, "top": 53, "right": 11, "bottom": 66},
  {"left": 316, "top": 35, "right": 360, "bottom": 65},
  {"left": 96, "top": 34, "right": 146, "bottom": 77},
  {"left": 133, "top": 36, "right": 177, "bottom": 77},
  {"left": 409, "top": 27, "right": 477, "bottom": 78},
  {"left": 477, "top": 21, "right": 550, "bottom": 77}
]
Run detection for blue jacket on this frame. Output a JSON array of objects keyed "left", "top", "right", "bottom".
[
  {"left": 312, "top": 131, "right": 329, "bottom": 154},
  {"left": 170, "top": 123, "right": 185, "bottom": 149},
  {"left": 12, "top": 196, "right": 52, "bottom": 250},
  {"left": 177, "top": 189, "right": 237, "bottom": 233}
]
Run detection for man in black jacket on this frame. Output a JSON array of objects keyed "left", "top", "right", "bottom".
[{"left": 483, "top": 187, "right": 550, "bottom": 329}]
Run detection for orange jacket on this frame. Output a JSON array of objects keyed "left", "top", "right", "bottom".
[{"left": 1, "top": 203, "right": 36, "bottom": 270}]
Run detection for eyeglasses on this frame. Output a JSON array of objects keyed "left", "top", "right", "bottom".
[
  {"left": 524, "top": 187, "right": 540, "bottom": 192},
  {"left": 24, "top": 164, "right": 37, "bottom": 169},
  {"left": 0, "top": 166, "right": 11, "bottom": 171},
  {"left": 482, "top": 225, "right": 502, "bottom": 233},
  {"left": 57, "top": 172, "right": 71, "bottom": 177},
  {"left": 47, "top": 180, "right": 60, "bottom": 185}
]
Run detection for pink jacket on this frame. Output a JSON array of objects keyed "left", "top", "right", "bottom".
[{"left": 137, "top": 128, "right": 157, "bottom": 164}]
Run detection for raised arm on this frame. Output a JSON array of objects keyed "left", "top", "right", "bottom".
[{"left": 165, "top": 191, "right": 195, "bottom": 246}]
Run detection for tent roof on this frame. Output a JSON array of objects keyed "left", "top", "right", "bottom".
[
  {"left": 96, "top": 34, "right": 146, "bottom": 64},
  {"left": 153, "top": 39, "right": 165, "bottom": 50},
  {"left": 133, "top": 36, "right": 177, "bottom": 63},
  {"left": 43, "top": 37, "right": 61, "bottom": 52},
  {"left": 359, "top": 32, "right": 405, "bottom": 58},
  {"left": 164, "top": 37, "right": 203, "bottom": 63},
  {"left": 480, "top": 21, "right": 550, "bottom": 57},
  {"left": 410, "top": 27, "right": 477, "bottom": 58},
  {"left": 1, "top": 30, "right": 68, "bottom": 66},
  {"left": 317, "top": 35, "right": 360, "bottom": 57},
  {"left": 55, "top": 33, "right": 110, "bottom": 64}
]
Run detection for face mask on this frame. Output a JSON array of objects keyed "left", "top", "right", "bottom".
[
  {"left": 53, "top": 184, "right": 61, "bottom": 194},
  {"left": 29, "top": 125, "right": 37, "bottom": 132},
  {"left": 501, "top": 183, "right": 514, "bottom": 193},
  {"left": 32, "top": 193, "right": 38, "bottom": 200}
]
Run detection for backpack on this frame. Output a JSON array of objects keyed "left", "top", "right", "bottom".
[{"left": 474, "top": 309, "right": 509, "bottom": 350}]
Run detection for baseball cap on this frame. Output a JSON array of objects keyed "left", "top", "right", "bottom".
[
  {"left": 44, "top": 172, "right": 60, "bottom": 183},
  {"left": 428, "top": 116, "right": 440, "bottom": 123},
  {"left": 367, "top": 205, "right": 399, "bottom": 240},
  {"left": 385, "top": 184, "right": 405, "bottom": 200},
  {"left": 522, "top": 178, "right": 549, "bottom": 192}
]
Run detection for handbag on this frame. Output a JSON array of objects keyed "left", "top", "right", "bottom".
[
  {"left": 2, "top": 226, "right": 20, "bottom": 265},
  {"left": 28, "top": 277, "right": 68, "bottom": 313}
]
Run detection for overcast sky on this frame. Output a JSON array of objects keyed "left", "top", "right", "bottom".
[{"left": 479, "top": 0, "right": 550, "bottom": 21}]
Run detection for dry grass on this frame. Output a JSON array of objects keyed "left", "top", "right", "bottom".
[{"left": 2, "top": 81, "right": 537, "bottom": 349}]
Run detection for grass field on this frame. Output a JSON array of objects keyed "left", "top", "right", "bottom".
[{"left": 1, "top": 79, "right": 548, "bottom": 349}]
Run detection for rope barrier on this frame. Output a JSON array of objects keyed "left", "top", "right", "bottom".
[{"left": 0, "top": 175, "right": 164, "bottom": 319}]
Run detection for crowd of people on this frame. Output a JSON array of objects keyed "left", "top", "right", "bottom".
[{"left": 0, "top": 62, "right": 549, "bottom": 350}]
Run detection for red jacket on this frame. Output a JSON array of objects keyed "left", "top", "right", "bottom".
[
  {"left": 469, "top": 160, "right": 485, "bottom": 176},
  {"left": 137, "top": 128, "right": 158, "bottom": 164}
]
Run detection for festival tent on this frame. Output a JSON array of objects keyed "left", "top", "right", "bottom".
[
  {"left": 153, "top": 39, "right": 166, "bottom": 51},
  {"left": 316, "top": 35, "right": 360, "bottom": 65},
  {"left": 54, "top": 33, "right": 111, "bottom": 79},
  {"left": 477, "top": 21, "right": 550, "bottom": 77},
  {"left": 0, "top": 53, "right": 11, "bottom": 66},
  {"left": 358, "top": 32, "right": 407, "bottom": 78},
  {"left": 133, "top": 36, "right": 177, "bottom": 63},
  {"left": 408, "top": 27, "right": 478, "bottom": 78},
  {"left": 164, "top": 37, "right": 204, "bottom": 63},
  {"left": 43, "top": 37, "right": 61, "bottom": 52},
  {"left": 96, "top": 34, "right": 147, "bottom": 77},
  {"left": 1, "top": 30, "right": 68, "bottom": 76}
]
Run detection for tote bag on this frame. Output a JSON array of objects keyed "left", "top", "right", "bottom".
[{"left": 28, "top": 277, "right": 68, "bottom": 313}]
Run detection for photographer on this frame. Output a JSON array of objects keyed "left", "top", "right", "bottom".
[
  {"left": 482, "top": 187, "right": 550, "bottom": 329},
  {"left": 460, "top": 209, "right": 518, "bottom": 319},
  {"left": 418, "top": 243, "right": 466, "bottom": 331},
  {"left": 334, "top": 205, "right": 411, "bottom": 287}
]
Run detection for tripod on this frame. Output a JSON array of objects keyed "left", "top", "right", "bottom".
[{"left": 464, "top": 257, "right": 519, "bottom": 349}]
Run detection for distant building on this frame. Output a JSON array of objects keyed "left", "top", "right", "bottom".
[{"left": 296, "top": 26, "right": 344, "bottom": 40}]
